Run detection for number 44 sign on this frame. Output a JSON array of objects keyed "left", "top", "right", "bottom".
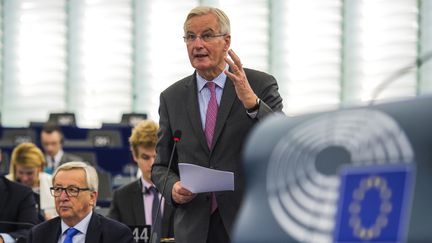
[{"left": 129, "top": 225, "right": 151, "bottom": 243}]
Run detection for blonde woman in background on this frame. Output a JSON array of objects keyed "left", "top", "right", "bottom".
[{"left": 7, "top": 142, "right": 56, "bottom": 220}]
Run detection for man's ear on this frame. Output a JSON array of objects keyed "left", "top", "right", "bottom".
[
  {"left": 90, "top": 191, "right": 98, "bottom": 206},
  {"left": 224, "top": 34, "right": 231, "bottom": 51}
]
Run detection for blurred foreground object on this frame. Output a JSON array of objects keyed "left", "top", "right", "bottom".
[{"left": 234, "top": 95, "right": 432, "bottom": 243}]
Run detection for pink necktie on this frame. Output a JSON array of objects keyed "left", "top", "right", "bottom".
[
  {"left": 204, "top": 81, "right": 218, "bottom": 213},
  {"left": 204, "top": 82, "right": 218, "bottom": 149}
]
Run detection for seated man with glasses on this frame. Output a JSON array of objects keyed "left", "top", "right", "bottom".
[{"left": 27, "top": 162, "right": 133, "bottom": 243}]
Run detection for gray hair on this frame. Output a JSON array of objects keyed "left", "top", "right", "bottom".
[
  {"left": 183, "top": 6, "right": 231, "bottom": 35},
  {"left": 52, "top": 161, "right": 98, "bottom": 192}
]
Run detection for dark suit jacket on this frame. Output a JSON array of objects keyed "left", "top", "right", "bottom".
[
  {"left": 151, "top": 68, "right": 283, "bottom": 243},
  {"left": 59, "top": 152, "right": 83, "bottom": 165},
  {"left": 107, "top": 179, "right": 175, "bottom": 238},
  {"left": 27, "top": 212, "right": 133, "bottom": 243},
  {"left": 0, "top": 176, "right": 39, "bottom": 241}
]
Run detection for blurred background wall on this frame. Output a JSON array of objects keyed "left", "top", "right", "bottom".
[{"left": 0, "top": 0, "right": 430, "bottom": 128}]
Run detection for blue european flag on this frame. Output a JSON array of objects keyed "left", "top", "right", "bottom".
[{"left": 334, "top": 164, "right": 415, "bottom": 243}]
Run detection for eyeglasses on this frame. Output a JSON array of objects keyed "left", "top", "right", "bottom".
[
  {"left": 183, "top": 33, "right": 226, "bottom": 43},
  {"left": 50, "top": 186, "right": 91, "bottom": 197}
]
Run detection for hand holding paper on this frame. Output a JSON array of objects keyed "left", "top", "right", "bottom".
[{"left": 178, "top": 163, "right": 235, "bottom": 193}]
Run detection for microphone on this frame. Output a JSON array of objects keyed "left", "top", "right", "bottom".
[
  {"left": 369, "top": 51, "right": 432, "bottom": 106},
  {"left": 149, "top": 130, "right": 182, "bottom": 243}
]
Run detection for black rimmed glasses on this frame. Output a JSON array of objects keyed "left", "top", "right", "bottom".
[
  {"left": 50, "top": 186, "right": 91, "bottom": 197},
  {"left": 183, "top": 33, "right": 226, "bottom": 43}
]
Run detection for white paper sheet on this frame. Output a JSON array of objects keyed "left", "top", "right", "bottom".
[{"left": 178, "top": 163, "right": 234, "bottom": 193}]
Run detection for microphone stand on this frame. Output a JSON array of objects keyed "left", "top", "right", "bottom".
[
  {"left": 369, "top": 52, "right": 432, "bottom": 106},
  {"left": 149, "top": 131, "right": 181, "bottom": 243}
]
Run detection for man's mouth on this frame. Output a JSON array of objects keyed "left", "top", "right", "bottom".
[
  {"left": 194, "top": 53, "right": 208, "bottom": 58},
  {"left": 59, "top": 204, "right": 72, "bottom": 209}
]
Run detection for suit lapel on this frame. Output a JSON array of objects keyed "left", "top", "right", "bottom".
[
  {"left": 185, "top": 74, "right": 209, "bottom": 153},
  {"left": 85, "top": 213, "right": 102, "bottom": 242},
  {"left": 185, "top": 72, "right": 238, "bottom": 155},
  {"left": 212, "top": 76, "right": 236, "bottom": 153},
  {"left": 51, "top": 219, "right": 62, "bottom": 242},
  {"left": 132, "top": 180, "right": 146, "bottom": 225}
]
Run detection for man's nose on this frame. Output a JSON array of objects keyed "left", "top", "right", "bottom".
[
  {"left": 59, "top": 190, "right": 69, "bottom": 200},
  {"left": 191, "top": 37, "right": 205, "bottom": 46}
]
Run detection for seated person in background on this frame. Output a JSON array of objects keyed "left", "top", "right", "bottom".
[
  {"left": 40, "top": 123, "right": 82, "bottom": 174},
  {"left": 0, "top": 153, "right": 39, "bottom": 243},
  {"left": 6, "top": 142, "right": 56, "bottom": 221},
  {"left": 107, "top": 120, "right": 175, "bottom": 239},
  {"left": 28, "top": 162, "right": 133, "bottom": 243}
]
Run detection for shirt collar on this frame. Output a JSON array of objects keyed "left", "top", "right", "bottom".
[
  {"left": 61, "top": 210, "right": 93, "bottom": 236},
  {"left": 196, "top": 65, "right": 228, "bottom": 92},
  {"left": 140, "top": 177, "right": 153, "bottom": 193},
  {"left": 55, "top": 150, "right": 64, "bottom": 161},
  {"left": 48, "top": 150, "right": 64, "bottom": 163}
]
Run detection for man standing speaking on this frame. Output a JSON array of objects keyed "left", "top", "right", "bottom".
[{"left": 151, "top": 6, "right": 283, "bottom": 243}]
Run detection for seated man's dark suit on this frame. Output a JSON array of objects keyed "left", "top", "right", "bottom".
[
  {"left": 107, "top": 179, "right": 175, "bottom": 238},
  {"left": 27, "top": 212, "right": 133, "bottom": 243},
  {"left": 45, "top": 152, "right": 83, "bottom": 174},
  {"left": 58, "top": 152, "right": 83, "bottom": 167},
  {"left": 0, "top": 176, "right": 39, "bottom": 242}
]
